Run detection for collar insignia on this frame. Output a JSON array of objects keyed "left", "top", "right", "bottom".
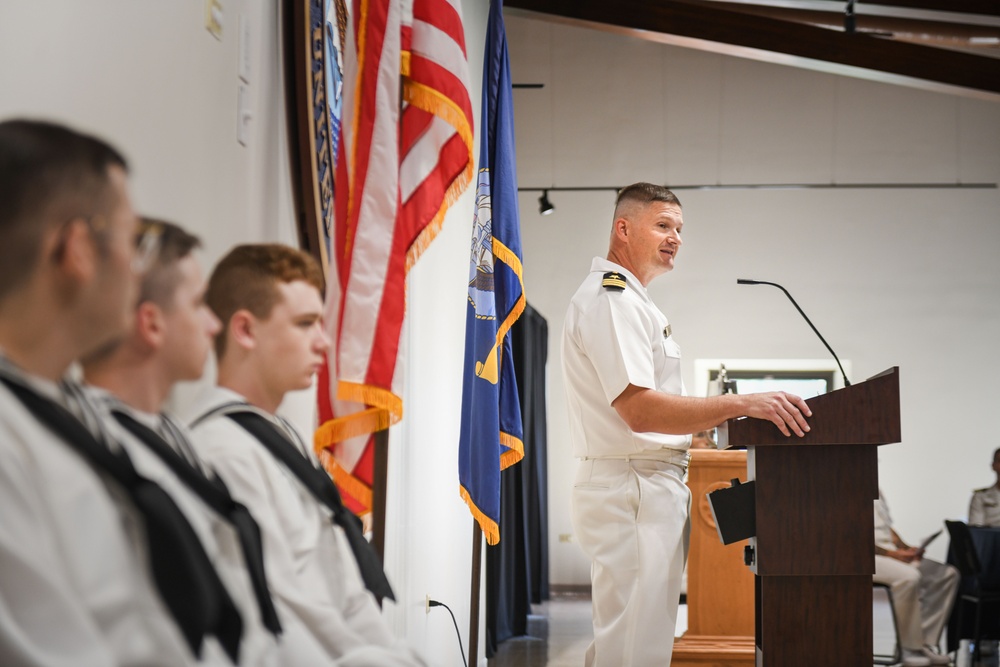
[{"left": 663, "top": 324, "right": 672, "bottom": 338}]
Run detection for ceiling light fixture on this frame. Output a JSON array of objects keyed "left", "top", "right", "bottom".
[{"left": 538, "top": 190, "right": 555, "bottom": 215}]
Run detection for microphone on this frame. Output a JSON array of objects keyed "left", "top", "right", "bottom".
[{"left": 737, "top": 279, "right": 851, "bottom": 387}]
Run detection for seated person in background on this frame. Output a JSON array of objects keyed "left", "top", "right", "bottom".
[
  {"left": 187, "top": 244, "right": 424, "bottom": 666},
  {"left": 82, "top": 220, "right": 336, "bottom": 665},
  {"left": 968, "top": 447, "right": 1000, "bottom": 527},
  {"left": 690, "top": 430, "right": 717, "bottom": 449},
  {"left": 874, "top": 489, "right": 959, "bottom": 666}
]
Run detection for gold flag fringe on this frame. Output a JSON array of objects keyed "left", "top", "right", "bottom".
[
  {"left": 317, "top": 448, "right": 375, "bottom": 511},
  {"left": 402, "top": 80, "right": 475, "bottom": 273},
  {"left": 315, "top": 406, "right": 391, "bottom": 448},
  {"left": 460, "top": 484, "right": 501, "bottom": 546},
  {"left": 338, "top": 381, "right": 402, "bottom": 420},
  {"left": 499, "top": 432, "right": 524, "bottom": 470}
]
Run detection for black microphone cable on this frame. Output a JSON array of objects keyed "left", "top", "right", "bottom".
[
  {"left": 737, "top": 278, "right": 851, "bottom": 387},
  {"left": 428, "top": 599, "right": 467, "bottom": 667}
]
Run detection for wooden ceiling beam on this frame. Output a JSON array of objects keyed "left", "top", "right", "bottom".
[
  {"left": 865, "top": 0, "right": 1000, "bottom": 18},
  {"left": 699, "top": 0, "right": 1000, "bottom": 53},
  {"left": 504, "top": 0, "right": 1000, "bottom": 96},
  {"left": 704, "top": 1, "right": 1000, "bottom": 35}
]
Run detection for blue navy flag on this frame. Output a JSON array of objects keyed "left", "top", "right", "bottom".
[{"left": 458, "top": 0, "right": 525, "bottom": 546}]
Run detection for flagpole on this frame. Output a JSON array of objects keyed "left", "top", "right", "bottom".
[
  {"left": 469, "top": 521, "right": 483, "bottom": 667},
  {"left": 371, "top": 427, "right": 390, "bottom": 563}
]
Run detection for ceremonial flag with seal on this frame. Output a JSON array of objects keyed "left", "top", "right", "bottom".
[
  {"left": 459, "top": 0, "right": 525, "bottom": 546},
  {"left": 316, "top": 0, "right": 474, "bottom": 514}
]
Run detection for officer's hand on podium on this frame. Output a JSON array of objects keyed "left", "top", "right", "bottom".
[{"left": 742, "top": 392, "right": 812, "bottom": 437}]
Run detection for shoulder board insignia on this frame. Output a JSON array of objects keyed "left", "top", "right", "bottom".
[{"left": 602, "top": 271, "right": 626, "bottom": 291}]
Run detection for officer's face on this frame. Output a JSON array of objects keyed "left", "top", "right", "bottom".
[{"left": 627, "top": 202, "right": 683, "bottom": 284}]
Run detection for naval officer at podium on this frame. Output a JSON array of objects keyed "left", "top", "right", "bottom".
[{"left": 562, "top": 182, "right": 812, "bottom": 666}]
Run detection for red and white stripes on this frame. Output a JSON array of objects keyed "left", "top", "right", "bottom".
[{"left": 315, "top": 0, "right": 473, "bottom": 514}]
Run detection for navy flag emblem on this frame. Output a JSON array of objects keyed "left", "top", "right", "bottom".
[{"left": 602, "top": 271, "right": 626, "bottom": 291}]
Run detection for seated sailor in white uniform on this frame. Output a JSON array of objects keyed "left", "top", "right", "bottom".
[
  {"left": 969, "top": 447, "right": 1000, "bottom": 527},
  {"left": 187, "top": 243, "right": 424, "bottom": 666},
  {"left": 0, "top": 119, "right": 219, "bottom": 666},
  {"left": 81, "top": 219, "right": 339, "bottom": 666}
]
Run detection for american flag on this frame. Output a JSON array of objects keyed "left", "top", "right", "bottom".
[{"left": 315, "top": 0, "right": 474, "bottom": 514}]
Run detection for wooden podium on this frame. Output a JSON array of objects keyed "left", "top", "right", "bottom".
[
  {"left": 723, "top": 367, "right": 901, "bottom": 666},
  {"left": 672, "top": 449, "right": 755, "bottom": 666}
]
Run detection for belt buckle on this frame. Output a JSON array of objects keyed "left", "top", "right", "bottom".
[{"left": 676, "top": 453, "right": 691, "bottom": 475}]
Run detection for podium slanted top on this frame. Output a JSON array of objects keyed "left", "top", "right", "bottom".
[{"left": 724, "top": 366, "right": 900, "bottom": 448}]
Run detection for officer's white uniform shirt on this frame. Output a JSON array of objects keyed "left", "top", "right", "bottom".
[
  {"left": 563, "top": 257, "right": 691, "bottom": 457},
  {"left": 562, "top": 258, "right": 692, "bottom": 667},
  {"left": 187, "top": 386, "right": 425, "bottom": 667},
  {"left": 969, "top": 485, "right": 1000, "bottom": 527},
  {"left": 88, "top": 388, "right": 340, "bottom": 667},
  {"left": 0, "top": 366, "right": 197, "bottom": 666}
]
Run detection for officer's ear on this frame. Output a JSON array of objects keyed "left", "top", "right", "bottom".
[{"left": 613, "top": 216, "right": 630, "bottom": 242}]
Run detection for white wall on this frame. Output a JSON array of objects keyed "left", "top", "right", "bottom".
[
  {"left": 506, "top": 16, "right": 1000, "bottom": 585},
  {"left": 0, "top": 0, "right": 296, "bottom": 255},
  {"left": 394, "top": 4, "right": 490, "bottom": 664},
  {"left": 0, "top": 1, "right": 489, "bottom": 665}
]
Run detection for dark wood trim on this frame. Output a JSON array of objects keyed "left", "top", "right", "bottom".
[
  {"left": 371, "top": 429, "right": 389, "bottom": 562},
  {"left": 504, "top": 0, "right": 1000, "bottom": 96},
  {"left": 284, "top": 0, "right": 334, "bottom": 288},
  {"left": 864, "top": 0, "right": 1000, "bottom": 17},
  {"left": 703, "top": 0, "right": 1000, "bottom": 40},
  {"left": 284, "top": 0, "right": 322, "bottom": 270}
]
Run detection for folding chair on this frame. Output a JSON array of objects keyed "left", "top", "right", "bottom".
[
  {"left": 873, "top": 581, "right": 902, "bottom": 665},
  {"left": 946, "top": 519, "right": 1000, "bottom": 664}
]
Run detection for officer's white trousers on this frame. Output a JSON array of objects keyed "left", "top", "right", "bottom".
[{"left": 572, "top": 458, "right": 691, "bottom": 667}]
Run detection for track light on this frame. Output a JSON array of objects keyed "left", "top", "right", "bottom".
[{"left": 538, "top": 190, "right": 555, "bottom": 215}]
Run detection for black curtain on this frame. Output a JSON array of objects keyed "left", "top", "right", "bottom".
[{"left": 485, "top": 303, "right": 550, "bottom": 655}]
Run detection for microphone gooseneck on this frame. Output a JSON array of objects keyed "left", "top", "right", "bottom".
[{"left": 736, "top": 278, "right": 851, "bottom": 387}]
